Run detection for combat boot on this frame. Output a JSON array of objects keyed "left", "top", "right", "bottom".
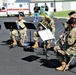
[
  {"left": 11, "top": 39, "right": 17, "bottom": 46},
  {"left": 56, "top": 62, "right": 66, "bottom": 71},
  {"left": 47, "top": 43, "right": 51, "bottom": 49},
  {"left": 19, "top": 39, "right": 23, "bottom": 45},
  {"left": 32, "top": 41, "right": 39, "bottom": 48}
]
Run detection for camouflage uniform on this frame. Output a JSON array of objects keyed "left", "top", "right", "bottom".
[
  {"left": 33, "top": 14, "right": 55, "bottom": 41},
  {"left": 42, "top": 17, "right": 55, "bottom": 36},
  {"left": 65, "top": 27, "right": 76, "bottom": 55},
  {"left": 54, "top": 18, "right": 76, "bottom": 71},
  {"left": 11, "top": 19, "right": 27, "bottom": 44},
  {"left": 54, "top": 27, "right": 76, "bottom": 59},
  {"left": 32, "top": 13, "right": 55, "bottom": 48}
]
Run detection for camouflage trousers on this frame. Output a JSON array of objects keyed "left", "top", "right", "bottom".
[
  {"left": 54, "top": 45, "right": 76, "bottom": 62},
  {"left": 65, "top": 46, "right": 76, "bottom": 55},
  {"left": 10, "top": 28, "right": 27, "bottom": 40},
  {"left": 33, "top": 31, "right": 50, "bottom": 43},
  {"left": 33, "top": 31, "right": 38, "bottom": 41}
]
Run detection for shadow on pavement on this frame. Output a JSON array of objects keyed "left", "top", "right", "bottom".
[
  {"left": 39, "top": 59, "right": 61, "bottom": 69},
  {"left": 21, "top": 55, "right": 40, "bottom": 62}
]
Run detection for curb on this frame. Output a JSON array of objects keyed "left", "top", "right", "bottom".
[{"left": 54, "top": 17, "right": 69, "bottom": 19}]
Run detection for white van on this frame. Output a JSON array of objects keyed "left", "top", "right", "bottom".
[
  {"left": 0, "top": 2, "right": 29, "bottom": 17},
  {"left": 0, "top": 7, "right": 7, "bottom": 16},
  {"left": 6, "top": 2, "right": 29, "bottom": 16}
]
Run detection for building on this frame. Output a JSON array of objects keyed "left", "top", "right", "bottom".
[
  {"left": 0, "top": 0, "right": 4, "bottom": 8},
  {"left": 0, "top": 0, "right": 76, "bottom": 14},
  {"left": 0, "top": 0, "right": 30, "bottom": 16},
  {"left": 30, "top": 0, "right": 76, "bottom": 13}
]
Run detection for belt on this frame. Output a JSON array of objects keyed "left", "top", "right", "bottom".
[{"left": 20, "top": 27, "right": 25, "bottom": 30}]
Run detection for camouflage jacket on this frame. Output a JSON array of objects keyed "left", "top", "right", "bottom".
[
  {"left": 67, "top": 27, "right": 76, "bottom": 46},
  {"left": 41, "top": 18, "right": 55, "bottom": 31},
  {"left": 18, "top": 19, "right": 26, "bottom": 29}
]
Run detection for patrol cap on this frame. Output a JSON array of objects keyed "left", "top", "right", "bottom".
[
  {"left": 45, "top": 12, "right": 54, "bottom": 18},
  {"left": 45, "top": 12, "right": 50, "bottom": 18},
  {"left": 67, "top": 18, "right": 76, "bottom": 24},
  {"left": 18, "top": 12, "right": 24, "bottom": 17},
  {"left": 68, "top": 11, "right": 76, "bottom": 16}
]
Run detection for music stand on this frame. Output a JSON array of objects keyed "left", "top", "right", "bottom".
[
  {"left": 38, "top": 29, "right": 55, "bottom": 61},
  {"left": 4, "top": 22, "right": 19, "bottom": 47},
  {"left": 4, "top": 22, "right": 18, "bottom": 30},
  {"left": 23, "top": 22, "right": 37, "bottom": 49},
  {"left": 4, "top": 22, "right": 19, "bottom": 40},
  {"left": 0, "top": 25, "right": 1, "bottom": 30}
]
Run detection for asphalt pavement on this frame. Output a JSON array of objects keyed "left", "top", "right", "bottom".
[{"left": 0, "top": 16, "right": 76, "bottom": 75}]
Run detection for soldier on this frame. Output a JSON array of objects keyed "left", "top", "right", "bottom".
[
  {"left": 58, "top": 11, "right": 76, "bottom": 45},
  {"left": 62, "top": 11, "right": 76, "bottom": 31},
  {"left": 32, "top": 12, "right": 55, "bottom": 48},
  {"left": 11, "top": 13, "right": 27, "bottom": 46},
  {"left": 68, "top": 11, "right": 76, "bottom": 18},
  {"left": 54, "top": 18, "right": 76, "bottom": 71}
]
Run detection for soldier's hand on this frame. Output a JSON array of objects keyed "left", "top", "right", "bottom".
[
  {"left": 58, "top": 50, "right": 65, "bottom": 55},
  {"left": 62, "top": 22, "right": 67, "bottom": 28},
  {"left": 59, "top": 33, "right": 65, "bottom": 38},
  {"left": 39, "top": 26, "right": 43, "bottom": 30},
  {"left": 15, "top": 20, "right": 18, "bottom": 23}
]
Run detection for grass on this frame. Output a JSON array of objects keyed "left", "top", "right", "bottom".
[
  {"left": 0, "top": 10, "right": 76, "bottom": 18},
  {"left": 39, "top": 10, "right": 74, "bottom": 18},
  {"left": 39, "top": 10, "right": 76, "bottom": 18},
  {"left": 27, "top": 10, "right": 76, "bottom": 18},
  {"left": 52, "top": 10, "right": 76, "bottom": 18}
]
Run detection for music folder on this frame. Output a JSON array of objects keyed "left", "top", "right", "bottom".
[
  {"left": 38, "top": 22, "right": 47, "bottom": 30},
  {"left": 38, "top": 29, "right": 55, "bottom": 42}
]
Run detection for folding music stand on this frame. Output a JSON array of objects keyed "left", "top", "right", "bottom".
[
  {"left": 38, "top": 29, "right": 55, "bottom": 61},
  {"left": 4, "top": 22, "right": 19, "bottom": 46},
  {"left": 0, "top": 25, "right": 1, "bottom": 30},
  {"left": 4, "top": 22, "right": 18, "bottom": 30},
  {"left": 23, "top": 22, "right": 37, "bottom": 48}
]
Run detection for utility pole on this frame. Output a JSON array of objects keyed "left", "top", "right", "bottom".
[{"left": 53, "top": 0, "right": 56, "bottom": 14}]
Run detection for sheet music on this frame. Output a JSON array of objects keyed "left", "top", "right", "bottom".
[{"left": 38, "top": 29, "right": 55, "bottom": 41}]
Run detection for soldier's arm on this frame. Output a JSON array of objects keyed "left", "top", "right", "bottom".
[
  {"left": 49, "top": 19, "right": 55, "bottom": 29},
  {"left": 67, "top": 28, "right": 76, "bottom": 45},
  {"left": 51, "top": 19, "right": 55, "bottom": 26},
  {"left": 49, "top": 19, "right": 55, "bottom": 32},
  {"left": 41, "top": 20, "right": 47, "bottom": 27}
]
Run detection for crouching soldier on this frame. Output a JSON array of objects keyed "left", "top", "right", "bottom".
[
  {"left": 11, "top": 13, "right": 27, "bottom": 46},
  {"left": 32, "top": 12, "right": 55, "bottom": 48},
  {"left": 54, "top": 18, "right": 76, "bottom": 71}
]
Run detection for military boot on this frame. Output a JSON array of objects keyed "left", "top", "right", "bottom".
[
  {"left": 56, "top": 62, "right": 66, "bottom": 71},
  {"left": 11, "top": 39, "right": 17, "bottom": 46},
  {"left": 32, "top": 41, "right": 39, "bottom": 48},
  {"left": 19, "top": 39, "right": 23, "bottom": 45},
  {"left": 47, "top": 43, "right": 51, "bottom": 49}
]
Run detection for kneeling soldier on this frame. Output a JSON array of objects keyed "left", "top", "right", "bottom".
[
  {"left": 11, "top": 13, "right": 27, "bottom": 46},
  {"left": 54, "top": 18, "right": 76, "bottom": 71},
  {"left": 32, "top": 12, "right": 55, "bottom": 48}
]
